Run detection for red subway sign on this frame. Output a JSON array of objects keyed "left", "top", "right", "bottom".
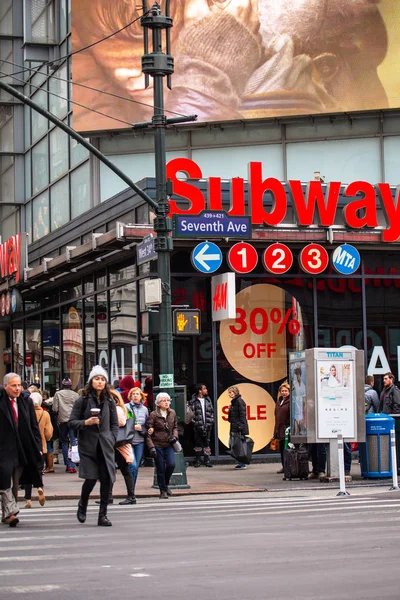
[{"left": 166, "top": 158, "right": 400, "bottom": 242}]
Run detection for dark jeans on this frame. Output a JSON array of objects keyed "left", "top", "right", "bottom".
[
  {"left": 155, "top": 446, "right": 175, "bottom": 492},
  {"left": 344, "top": 443, "right": 352, "bottom": 473},
  {"left": 194, "top": 428, "right": 211, "bottom": 456},
  {"left": 310, "top": 443, "right": 327, "bottom": 474},
  {"left": 59, "top": 422, "right": 77, "bottom": 468},
  {"left": 128, "top": 442, "right": 145, "bottom": 486}
]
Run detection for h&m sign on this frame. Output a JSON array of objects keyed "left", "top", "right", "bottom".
[{"left": 0, "top": 233, "right": 28, "bottom": 284}]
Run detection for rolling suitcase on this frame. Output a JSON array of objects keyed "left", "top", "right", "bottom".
[{"left": 283, "top": 447, "right": 309, "bottom": 480}]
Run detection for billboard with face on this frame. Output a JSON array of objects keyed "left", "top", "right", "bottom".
[{"left": 71, "top": 0, "right": 400, "bottom": 132}]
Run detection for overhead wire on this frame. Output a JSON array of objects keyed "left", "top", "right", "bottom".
[
  {"left": 0, "top": 69, "right": 135, "bottom": 128},
  {"left": 0, "top": 58, "right": 189, "bottom": 119}
]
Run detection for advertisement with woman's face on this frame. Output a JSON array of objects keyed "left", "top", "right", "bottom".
[{"left": 71, "top": 0, "right": 400, "bottom": 132}]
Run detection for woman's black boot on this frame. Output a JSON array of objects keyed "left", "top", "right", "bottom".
[
  {"left": 98, "top": 503, "right": 112, "bottom": 527},
  {"left": 119, "top": 474, "right": 136, "bottom": 505},
  {"left": 77, "top": 502, "right": 87, "bottom": 523}
]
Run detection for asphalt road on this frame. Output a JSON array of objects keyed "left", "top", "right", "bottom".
[{"left": 1, "top": 491, "right": 400, "bottom": 600}]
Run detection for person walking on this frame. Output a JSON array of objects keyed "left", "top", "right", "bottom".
[
  {"left": 227, "top": 385, "right": 249, "bottom": 470},
  {"left": 189, "top": 383, "right": 214, "bottom": 467},
  {"left": 364, "top": 375, "right": 380, "bottom": 414},
  {"left": 53, "top": 377, "right": 79, "bottom": 473},
  {"left": 0, "top": 373, "right": 43, "bottom": 527},
  {"left": 69, "top": 366, "right": 118, "bottom": 527},
  {"left": 126, "top": 387, "right": 148, "bottom": 487},
  {"left": 23, "top": 392, "right": 53, "bottom": 508},
  {"left": 273, "top": 382, "right": 291, "bottom": 474},
  {"left": 110, "top": 389, "right": 136, "bottom": 505},
  {"left": 379, "top": 372, "right": 400, "bottom": 414},
  {"left": 146, "top": 392, "right": 178, "bottom": 499},
  {"left": 41, "top": 392, "right": 59, "bottom": 472}
]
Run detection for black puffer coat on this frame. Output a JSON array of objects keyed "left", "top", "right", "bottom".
[
  {"left": 227, "top": 394, "right": 249, "bottom": 436},
  {"left": 69, "top": 391, "right": 118, "bottom": 483},
  {"left": 189, "top": 394, "right": 214, "bottom": 432}
]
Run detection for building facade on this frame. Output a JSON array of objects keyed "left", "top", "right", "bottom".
[{"left": 0, "top": 0, "right": 400, "bottom": 457}]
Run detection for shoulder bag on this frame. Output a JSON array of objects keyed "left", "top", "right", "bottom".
[{"left": 115, "top": 418, "right": 135, "bottom": 447}]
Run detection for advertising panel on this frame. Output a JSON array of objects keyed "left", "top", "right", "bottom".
[
  {"left": 289, "top": 352, "right": 307, "bottom": 438},
  {"left": 316, "top": 359, "right": 355, "bottom": 438},
  {"left": 71, "top": 0, "right": 400, "bottom": 132}
]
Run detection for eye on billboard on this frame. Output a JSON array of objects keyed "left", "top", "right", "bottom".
[{"left": 71, "top": 0, "right": 400, "bottom": 133}]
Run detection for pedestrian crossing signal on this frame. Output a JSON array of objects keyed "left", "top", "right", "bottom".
[{"left": 173, "top": 309, "right": 201, "bottom": 335}]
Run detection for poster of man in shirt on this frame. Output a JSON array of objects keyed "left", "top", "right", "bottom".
[
  {"left": 71, "top": 0, "right": 400, "bottom": 132},
  {"left": 317, "top": 361, "right": 355, "bottom": 438},
  {"left": 290, "top": 359, "right": 307, "bottom": 437}
]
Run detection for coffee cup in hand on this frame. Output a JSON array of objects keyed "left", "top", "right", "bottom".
[{"left": 90, "top": 408, "right": 101, "bottom": 418}]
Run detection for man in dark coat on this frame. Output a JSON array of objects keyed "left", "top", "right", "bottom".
[
  {"left": 189, "top": 383, "right": 214, "bottom": 468},
  {"left": 0, "top": 373, "right": 42, "bottom": 527},
  {"left": 379, "top": 372, "right": 400, "bottom": 414}
]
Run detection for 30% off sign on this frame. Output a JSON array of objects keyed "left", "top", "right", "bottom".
[{"left": 220, "top": 284, "right": 302, "bottom": 383}]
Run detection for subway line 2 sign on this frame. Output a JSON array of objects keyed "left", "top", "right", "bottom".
[{"left": 166, "top": 158, "right": 400, "bottom": 242}]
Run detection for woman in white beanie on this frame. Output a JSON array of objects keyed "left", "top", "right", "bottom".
[{"left": 69, "top": 366, "right": 118, "bottom": 527}]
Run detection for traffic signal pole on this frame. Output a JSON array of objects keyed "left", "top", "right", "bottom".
[{"left": 135, "top": 3, "right": 196, "bottom": 391}]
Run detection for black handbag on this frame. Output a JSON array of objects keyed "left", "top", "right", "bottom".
[
  {"left": 228, "top": 432, "right": 254, "bottom": 465},
  {"left": 115, "top": 418, "right": 135, "bottom": 447}
]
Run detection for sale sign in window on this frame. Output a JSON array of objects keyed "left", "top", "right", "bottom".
[{"left": 220, "top": 284, "right": 304, "bottom": 384}]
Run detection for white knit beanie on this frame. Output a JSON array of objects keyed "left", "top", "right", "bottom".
[{"left": 88, "top": 365, "right": 109, "bottom": 383}]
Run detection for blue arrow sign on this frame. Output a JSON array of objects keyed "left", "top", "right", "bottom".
[{"left": 191, "top": 242, "right": 223, "bottom": 273}]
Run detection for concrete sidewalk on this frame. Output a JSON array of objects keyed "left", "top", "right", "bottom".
[{"left": 29, "top": 459, "right": 395, "bottom": 501}]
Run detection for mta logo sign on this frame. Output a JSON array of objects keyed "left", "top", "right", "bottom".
[{"left": 332, "top": 244, "right": 360, "bottom": 275}]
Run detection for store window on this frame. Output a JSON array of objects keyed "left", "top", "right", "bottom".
[
  {"left": 286, "top": 138, "right": 380, "bottom": 184},
  {"left": 50, "top": 126, "right": 68, "bottom": 181},
  {"left": 0, "top": 0, "right": 12, "bottom": 36},
  {"left": 31, "top": 88, "right": 48, "bottom": 144},
  {"left": 25, "top": 202, "right": 32, "bottom": 243},
  {"left": 25, "top": 315, "right": 41, "bottom": 385},
  {"left": 317, "top": 274, "right": 363, "bottom": 350},
  {"left": 96, "top": 292, "right": 108, "bottom": 370},
  {"left": 84, "top": 295, "right": 96, "bottom": 377},
  {"left": 33, "top": 191, "right": 49, "bottom": 241},
  {"left": 62, "top": 301, "right": 84, "bottom": 391},
  {"left": 25, "top": 0, "right": 56, "bottom": 44},
  {"left": 364, "top": 252, "right": 400, "bottom": 390},
  {"left": 25, "top": 152, "right": 31, "bottom": 200},
  {"left": 42, "top": 308, "right": 60, "bottom": 394},
  {"left": 12, "top": 326, "right": 24, "bottom": 378},
  {"left": 49, "top": 64, "right": 68, "bottom": 119},
  {"left": 50, "top": 176, "right": 69, "bottom": 230},
  {"left": 70, "top": 136, "right": 89, "bottom": 168},
  {"left": 110, "top": 281, "right": 138, "bottom": 383},
  {"left": 32, "top": 137, "right": 49, "bottom": 193},
  {"left": 71, "top": 162, "right": 90, "bottom": 218}
]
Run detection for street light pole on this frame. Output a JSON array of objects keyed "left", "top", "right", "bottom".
[{"left": 135, "top": 3, "right": 196, "bottom": 391}]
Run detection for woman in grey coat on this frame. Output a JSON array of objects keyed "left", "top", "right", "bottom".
[{"left": 69, "top": 366, "right": 118, "bottom": 527}]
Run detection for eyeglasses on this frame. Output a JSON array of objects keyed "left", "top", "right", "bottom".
[{"left": 160, "top": 399, "right": 171, "bottom": 403}]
